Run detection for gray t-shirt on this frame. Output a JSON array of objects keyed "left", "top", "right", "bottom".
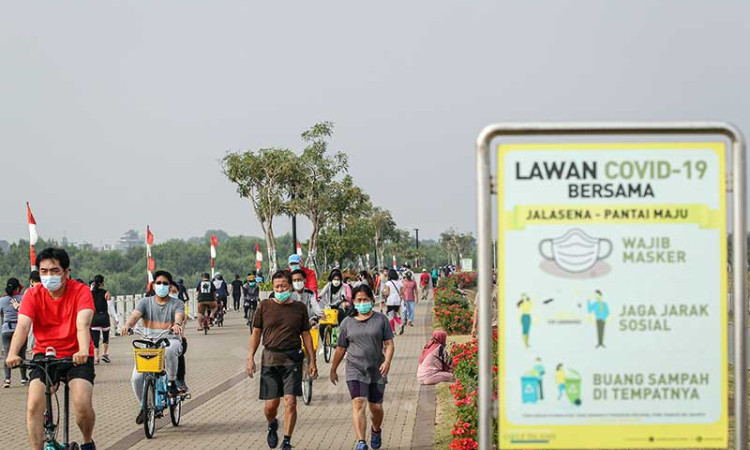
[
  {"left": 135, "top": 296, "right": 184, "bottom": 338},
  {"left": 0, "top": 295, "right": 22, "bottom": 333},
  {"left": 337, "top": 312, "right": 394, "bottom": 384}
]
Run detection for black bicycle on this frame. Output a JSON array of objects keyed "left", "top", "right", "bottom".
[{"left": 20, "top": 349, "right": 80, "bottom": 450}]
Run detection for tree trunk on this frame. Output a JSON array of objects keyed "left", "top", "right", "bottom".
[
  {"left": 264, "top": 220, "right": 278, "bottom": 273},
  {"left": 306, "top": 223, "right": 319, "bottom": 270}
]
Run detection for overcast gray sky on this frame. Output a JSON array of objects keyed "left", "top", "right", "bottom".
[{"left": 2, "top": 1, "right": 749, "bottom": 246}]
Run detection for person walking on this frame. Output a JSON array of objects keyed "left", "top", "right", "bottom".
[
  {"left": 401, "top": 272, "right": 418, "bottom": 328},
  {"left": 330, "top": 285, "right": 394, "bottom": 450},
  {"left": 231, "top": 274, "right": 243, "bottom": 312},
  {"left": 380, "top": 269, "right": 404, "bottom": 335},
  {"left": 246, "top": 270, "right": 317, "bottom": 450},
  {"left": 89, "top": 275, "right": 112, "bottom": 365},
  {"left": 419, "top": 269, "right": 430, "bottom": 301},
  {"left": 1, "top": 278, "right": 28, "bottom": 387}
]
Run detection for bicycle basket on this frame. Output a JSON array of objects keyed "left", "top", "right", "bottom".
[
  {"left": 134, "top": 348, "right": 165, "bottom": 373},
  {"left": 319, "top": 308, "right": 338, "bottom": 325},
  {"left": 305, "top": 327, "right": 320, "bottom": 352}
]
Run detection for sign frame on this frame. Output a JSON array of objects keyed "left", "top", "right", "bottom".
[{"left": 475, "top": 122, "right": 747, "bottom": 450}]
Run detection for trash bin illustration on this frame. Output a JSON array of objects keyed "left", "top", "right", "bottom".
[
  {"left": 565, "top": 369, "right": 582, "bottom": 406},
  {"left": 521, "top": 375, "right": 540, "bottom": 404}
]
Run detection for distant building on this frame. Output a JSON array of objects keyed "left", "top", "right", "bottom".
[
  {"left": 0, "top": 240, "right": 9, "bottom": 254},
  {"left": 116, "top": 229, "right": 143, "bottom": 250}
]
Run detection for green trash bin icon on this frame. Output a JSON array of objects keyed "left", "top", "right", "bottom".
[{"left": 565, "top": 369, "right": 582, "bottom": 406}]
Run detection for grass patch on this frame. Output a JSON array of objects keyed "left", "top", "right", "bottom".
[{"left": 434, "top": 334, "right": 472, "bottom": 449}]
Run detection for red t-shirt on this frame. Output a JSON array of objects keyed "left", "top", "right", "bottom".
[
  {"left": 420, "top": 272, "right": 430, "bottom": 286},
  {"left": 402, "top": 279, "right": 418, "bottom": 301},
  {"left": 19, "top": 280, "right": 95, "bottom": 358}
]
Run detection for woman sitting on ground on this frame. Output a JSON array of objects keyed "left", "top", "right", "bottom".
[{"left": 417, "top": 331, "right": 453, "bottom": 385}]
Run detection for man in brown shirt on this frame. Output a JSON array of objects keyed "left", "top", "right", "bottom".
[{"left": 247, "top": 270, "right": 317, "bottom": 450}]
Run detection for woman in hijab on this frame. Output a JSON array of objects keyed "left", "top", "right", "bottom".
[
  {"left": 1, "top": 278, "right": 28, "bottom": 387},
  {"left": 417, "top": 331, "right": 453, "bottom": 385},
  {"left": 318, "top": 268, "right": 353, "bottom": 322}
]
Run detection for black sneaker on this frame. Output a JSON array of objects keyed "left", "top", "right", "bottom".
[
  {"left": 81, "top": 441, "right": 97, "bottom": 450},
  {"left": 176, "top": 380, "right": 189, "bottom": 393},
  {"left": 168, "top": 382, "right": 180, "bottom": 397},
  {"left": 281, "top": 443, "right": 293, "bottom": 450},
  {"left": 267, "top": 419, "right": 279, "bottom": 448},
  {"left": 135, "top": 410, "right": 145, "bottom": 425},
  {"left": 398, "top": 324, "right": 405, "bottom": 335}
]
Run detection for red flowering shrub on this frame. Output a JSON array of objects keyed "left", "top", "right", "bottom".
[
  {"left": 453, "top": 272, "right": 478, "bottom": 289},
  {"left": 447, "top": 330, "right": 499, "bottom": 448}
]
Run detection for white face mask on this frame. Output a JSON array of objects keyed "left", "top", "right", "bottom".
[
  {"left": 292, "top": 281, "right": 305, "bottom": 291},
  {"left": 332, "top": 279, "right": 341, "bottom": 287},
  {"left": 539, "top": 228, "right": 612, "bottom": 273}
]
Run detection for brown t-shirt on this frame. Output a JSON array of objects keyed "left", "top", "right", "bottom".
[{"left": 253, "top": 297, "right": 310, "bottom": 366}]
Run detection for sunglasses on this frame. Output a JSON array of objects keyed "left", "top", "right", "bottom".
[{"left": 154, "top": 281, "right": 170, "bottom": 286}]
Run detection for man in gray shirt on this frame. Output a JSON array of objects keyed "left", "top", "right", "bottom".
[
  {"left": 121, "top": 270, "right": 184, "bottom": 424},
  {"left": 330, "top": 285, "right": 394, "bottom": 450}
]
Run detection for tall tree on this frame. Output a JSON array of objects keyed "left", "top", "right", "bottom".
[
  {"left": 222, "top": 148, "right": 296, "bottom": 272},
  {"left": 289, "top": 121, "right": 348, "bottom": 269}
]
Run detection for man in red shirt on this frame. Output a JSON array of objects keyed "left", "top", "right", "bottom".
[
  {"left": 419, "top": 269, "right": 430, "bottom": 300},
  {"left": 6, "top": 248, "right": 97, "bottom": 450},
  {"left": 288, "top": 254, "right": 318, "bottom": 299}
]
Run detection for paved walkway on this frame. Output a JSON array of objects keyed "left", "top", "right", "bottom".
[{"left": 0, "top": 298, "right": 434, "bottom": 450}]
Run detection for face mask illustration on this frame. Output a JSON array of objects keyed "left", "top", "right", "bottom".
[{"left": 539, "top": 229, "right": 612, "bottom": 273}]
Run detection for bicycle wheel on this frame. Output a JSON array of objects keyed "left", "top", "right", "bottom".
[
  {"left": 203, "top": 315, "right": 209, "bottom": 335},
  {"left": 323, "top": 327, "right": 332, "bottom": 363},
  {"left": 143, "top": 377, "right": 156, "bottom": 439},
  {"left": 301, "top": 358, "right": 312, "bottom": 405},
  {"left": 169, "top": 396, "right": 182, "bottom": 427}
]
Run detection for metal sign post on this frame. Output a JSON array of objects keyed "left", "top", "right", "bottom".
[{"left": 476, "top": 123, "right": 747, "bottom": 449}]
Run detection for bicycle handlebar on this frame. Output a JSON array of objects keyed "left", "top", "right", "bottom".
[{"left": 20, "top": 356, "right": 73, "bottom": 370}]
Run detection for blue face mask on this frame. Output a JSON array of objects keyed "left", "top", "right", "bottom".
[
  {"left": 355, "top": 302, "right": 373, "bottom": 314},
  {"left": 289, "top": 264, "right": 300, "bottom": 272},
  {"left": 249, "top": 282, "right": 256, "bottom": 286},
  {"left": 275, "top": 291, "right": 292, "bottom": 302},
  {"left": 41, "top": 275, "right": 63, "bottom": 292},
  {"left": 154, "top": 284, "right": 170, "bottom": 298}
]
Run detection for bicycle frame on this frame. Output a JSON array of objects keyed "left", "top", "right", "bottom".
[{"left": 22, "top": 355, "right": 76, "bottom": 450}]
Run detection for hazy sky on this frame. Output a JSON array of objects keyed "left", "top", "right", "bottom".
[{"left": 2, "top": 1, "right": 749, "bottom": 246}]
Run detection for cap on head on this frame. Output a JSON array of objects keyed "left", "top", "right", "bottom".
[{"left": 288, "top": 254, "right": 301, "bottom": 264}]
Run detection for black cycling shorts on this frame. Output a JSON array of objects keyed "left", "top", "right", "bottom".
[
  {"left": 347, "top": 380, "right": 385, "bottom": 404},
  {"left": 29, "top": 357, "right": 95, "bottom": 386},
  {"left": 260, "top": 364, "right": 302, "bottom": 399}
]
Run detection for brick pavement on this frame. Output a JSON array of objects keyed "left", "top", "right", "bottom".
[{"left": 0, "top": 298, "right": 435, "bottom": 450}]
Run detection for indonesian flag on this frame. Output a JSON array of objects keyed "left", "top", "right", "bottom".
[
  {"left": 392, "top": 252, "right": 397, "bottom": 269},
  {"left": 255, "top": 243, "right": 263, "bottom": 271},
  {"left": 210, "top": 235, "right": 218, "bottom": 276},
  {"left": 296, "top": 242, "right": 303, "bottom": 256},
  {"left": 27, "top": 203, "right": 38, "bottom": 270},
  {"left": 146, "top": 226, "right": 154, "bottom": 284}
]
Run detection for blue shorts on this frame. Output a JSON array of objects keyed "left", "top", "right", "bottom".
[{"left": 347, "top": 380, "right": 385, "bottom": 404}]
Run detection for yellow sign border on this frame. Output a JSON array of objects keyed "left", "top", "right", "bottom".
[{"left": 497, "top": 142, "right": 728, "bottom": 449}]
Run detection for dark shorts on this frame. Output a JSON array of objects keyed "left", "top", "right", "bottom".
[
  {"left": 260, "top": 364, "right": 302, "bottom": 399},
  {"left": 29, "top": 357, "right": 95, "bottom": 386},
  {"left": 386, "top": 305, "right": 400, "bottom": 314},
  {"left": 347, "top": 380, "right": 385, "bottom": 404}
]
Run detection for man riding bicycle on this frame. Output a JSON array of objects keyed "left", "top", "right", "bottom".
[
  {"left": 292, "top": 270, "right": 322, "bottom": 326},
  {"left": 242, "top": 274, "right": 260, "bottom": 321},
  {"left": 195, "top": 272, "right": 217, "bottom": 331},
  {"left": 5, "top": 248, "right": 98, "bottom": 450},
  {"left": 121, "top": 270, "right": 184, "bottom": 424}
]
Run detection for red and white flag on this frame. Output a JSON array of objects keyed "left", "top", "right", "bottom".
[
  {"left": 392, "top": 252, "right": 397, "bottom": 269},
  {"left": 146, "top": 226, "right": 154, "bottom": 283},
  {"left": 27, "top": 202, "right": 38, "bottom": 270},
  {"left": 210, "top": 235, "right": 218, "bottom": 277},
  {"left": 296, "top": 242, "right": 303, "bottom": 256},
  {"left": 255, "top": 243, "right": 263, "bottom": 271}
]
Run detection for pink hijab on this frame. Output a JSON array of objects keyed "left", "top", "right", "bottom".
[{"left": 419, "top": 331, "right": 447, "bottom": 365}]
